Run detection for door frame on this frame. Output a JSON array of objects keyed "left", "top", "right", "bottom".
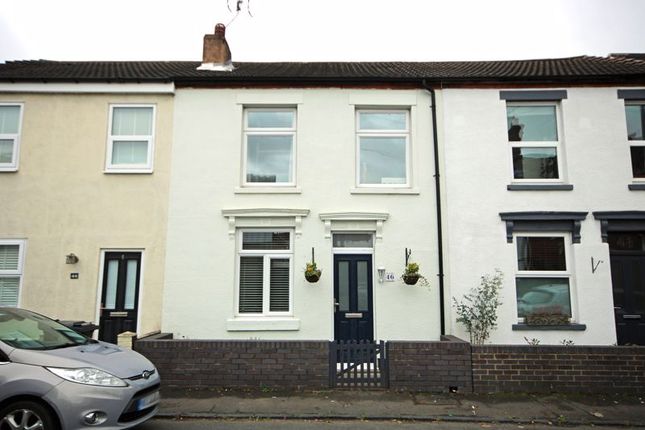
[
  {"left": 94, "top": 248, "right": 145, "bottom": 340},
  {"left": 331, "top": 232, "right": 377, "bottom": 341}
]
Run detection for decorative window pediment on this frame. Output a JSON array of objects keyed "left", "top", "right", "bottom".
[
  {"left": 499, "top": 211, "right": 588, "bottom": 244},
  {"left": 319, "top": 212, "right": 389, "bottom": 239},
  {"left": 222, "top": 208, "right": 310, "bottom": 238}
]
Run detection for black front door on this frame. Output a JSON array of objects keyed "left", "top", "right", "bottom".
[
  {"left": 99, "top": 252, "right": 142, "bottom": 344},
  {"left": 334, "top": 254, "right": 374, "bottom": 342},
  {"left": 609, "top": 232, "right": 645, "bottom": 345}
]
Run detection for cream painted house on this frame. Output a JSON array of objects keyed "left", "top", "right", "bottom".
[{"left": 0, "top": 75, "right": 174, "bottom": 343}]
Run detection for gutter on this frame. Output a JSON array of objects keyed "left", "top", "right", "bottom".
[{"left": 422, "top": 79, "right": 446, "bottom": 336}]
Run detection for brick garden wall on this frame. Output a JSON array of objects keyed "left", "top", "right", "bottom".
[
  {"left": 388, "top": 336, "right": 472, "bottom": 392},
  {"left": 135, "top": 336, "right": 645, "bottom": 393},
  {"left": 134, "top": 337, "right": 329, "bottom": 390},
  {"left": 472, "top": 345, "right": 645, "bottom": 394}
]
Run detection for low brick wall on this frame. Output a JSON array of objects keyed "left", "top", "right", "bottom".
[
  {"left": 472, "top": 345, "right": 645, "bottom": 394},
  {"left": 134, "top": 338, "right": 329, "bottom": 390},
  {"left": 388, "top": 336, "right": 472, "bottom": 392}
]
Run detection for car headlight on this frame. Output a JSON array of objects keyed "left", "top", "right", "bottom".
[{"left": 46, "top": 367, "right": 128, "bottom": 387}]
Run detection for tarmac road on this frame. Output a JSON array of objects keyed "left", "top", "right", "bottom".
[{"left": 138, "top": 418, "right": 645, "bottom": 430}]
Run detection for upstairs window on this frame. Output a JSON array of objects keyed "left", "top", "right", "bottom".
[
  {"left": 243, "top": 108, "right": 296, "bottom": 186},
  {"left": 0, "top": 104, "right": 23, "bottom": 172},
  {"left": 0, "top": 240, "right": 25, "bottom": 307},
  {"left": 237, "top": 230, "right": 292, "bottom": 315},
  {"left": 625, "top": 103, "right": 645, "bottom": 179},
  {"left": 106, "top": 105, "right": 155, "bottom": 173},
  {"left": 506, "top": 104, "right": 562, "bottom": 181},
  {"left": 356, "top": 110, "right": 410, "bottom": 187}
]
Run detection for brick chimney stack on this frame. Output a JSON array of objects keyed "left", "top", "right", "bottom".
[{"left": 197, "top": 23, "right": 234, "bottom": 71}]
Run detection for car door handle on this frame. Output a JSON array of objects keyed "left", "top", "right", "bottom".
[{"left": 623, "top": 314, "right": 642, "bottom": 320}]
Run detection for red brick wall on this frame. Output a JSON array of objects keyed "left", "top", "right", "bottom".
[{"left": 472, "top": 345, "right": 645, "bottom": 393}]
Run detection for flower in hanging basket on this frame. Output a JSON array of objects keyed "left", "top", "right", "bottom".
[
  {"left": 401, "top": 262, "right": 429, "bottom": 287},
  {"left": 305, "top": 262, "right": 321, "bottom": 283}
]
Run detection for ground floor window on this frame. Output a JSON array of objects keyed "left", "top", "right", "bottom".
[
  {"left": 515, "top": 235, "right": 572, "bottom": 318},
  {"left": 237, "top": 230, "right": 292, "bottom": 315},
  {"left": 0, "top": 240, "right": 25, "bottom": 307}
]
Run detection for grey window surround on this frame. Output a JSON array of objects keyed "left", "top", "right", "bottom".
[
  {"left": 499, "top": 211, "right": 588, "bottom": 243},
  {"left": 512, "top": 323, "right": 586, "bottom": 331},
  {"left": 507, "top": 184, "right": 574, "bottom": 191},
  {"left": 500, "top": 90, "right": 568, "bottom": 101},
  {"left": 628, "top": 184, "right": 645, "bottom": 190},
  {"left": 617, "top": 89, "right": 645, "bottom": 100},
  {"left": 592, "top": 211, "right": 645, "bottom": 242}
]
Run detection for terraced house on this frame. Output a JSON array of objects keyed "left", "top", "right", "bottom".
[{"left": 0, "top": 27, "right": 643, "bottom": 347}]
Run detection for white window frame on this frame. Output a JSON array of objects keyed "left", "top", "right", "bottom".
[
  {"left": 0, "top": 103, "right": 24, "bottom": 172},
  {"left": 355, "top": 109, "right": 410, "bottom": 188},
  {"left": 514, "top": 232, "right": 576, "bottom": 321},
  {"left": 242, "top": 108, "right": 297, "bottom": 187},
  {"left": 105, "top": 104, "right": 156, "bottom": 173},
  {"left": 235, "top": 229, "right": 293, "bottom": 317},
  {"left": 0, "top": 239, "right": 26, "bottom": 307},
  {"left": 506, "top": 102, "right": 564, "bottom": 183},
  {"left": 625, "top": 101, "right": 645, "bottom": 182}
]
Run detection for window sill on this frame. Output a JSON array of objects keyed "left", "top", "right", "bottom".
[
  {"left": 226, "top": 318, "right": 301, "bottom": 331},
  {"left": 0, "top": 168, "right": 18, "bottom": 173},
  {"left": 628, "top": 183, "right": 645, "bottom": 191},
  {"left": 507, "top": 184, "right": 573, "bottom": 191},
  {"left": 350, "top": 187, "right": 420, "bottom": 195},
  {"left": 512, "top": 323, "right": 586, "bottom": 331},
  {"left": 234, "top": 187, "right": 302, "bottom": 194},
  {"left": 104, "top": 169, "right": 153, "bottom": 174}
]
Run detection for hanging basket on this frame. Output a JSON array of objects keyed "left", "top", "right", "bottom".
[
  {"left": 305, "top": 270, "right": 321, "bottom": 283},
  {"left": 402, "top": 273, "right": 420, "bottom": 285}
]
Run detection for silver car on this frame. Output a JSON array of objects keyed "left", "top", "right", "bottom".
[{"left": 0, "top": 308, "right": 160, "bottom": 430}]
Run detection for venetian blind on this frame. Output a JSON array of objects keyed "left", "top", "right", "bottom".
[
  {"left": 239, "top": 256, "right": 263, "bottom": 313},
  {"left": 269, "top": 259, "right": 289, "bottom": 312}
]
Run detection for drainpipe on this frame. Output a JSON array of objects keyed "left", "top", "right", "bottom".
[{"left": 422, "top": 79, "right": 446, "bottom": 336}]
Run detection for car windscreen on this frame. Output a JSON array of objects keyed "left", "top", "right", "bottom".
[{"left": 0, "top": 308, "right": 89, "bottom": 350}]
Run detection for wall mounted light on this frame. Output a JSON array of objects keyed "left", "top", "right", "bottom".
[
  {"left": 65, "top": 253, "right": 79, "bottom": 264},
  {"left": 377, "top": 267, "right": 385, "bottom": 283}
]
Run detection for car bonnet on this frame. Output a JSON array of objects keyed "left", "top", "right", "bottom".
[{"left": 8, "top": 341, "right": 156, "bottom": 379}]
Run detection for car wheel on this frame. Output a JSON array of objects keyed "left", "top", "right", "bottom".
[{"left": 0, "top": 401, "right": 57, "bottom": 430}]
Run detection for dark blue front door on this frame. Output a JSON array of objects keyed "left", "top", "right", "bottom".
[
  {"left": 334, "top": 254, "right": 374, "bottom": 342},
  {"left": 609, "top": 232, "right": 645, "bottom": 345}
]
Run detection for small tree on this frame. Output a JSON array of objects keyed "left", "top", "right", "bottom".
[{"left": 453, "top": 270, "right": 503, "bottom": 344}]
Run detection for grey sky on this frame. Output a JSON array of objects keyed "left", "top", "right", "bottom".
[{"left": 1, "top": 0, "right": 644, "bottom": 62}]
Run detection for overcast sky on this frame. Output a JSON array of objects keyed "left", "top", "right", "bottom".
[{"left": 1, "top": 0, "right": 645, "bottom": 63}]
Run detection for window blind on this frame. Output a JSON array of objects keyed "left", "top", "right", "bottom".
[
  {"left": 0, "top": 245, "right": 19, "bottom": 271},
  {"left": 239, "top": 256, "right": 263, "bottom": 313},
  {"left": 242, "top": 232, "right": 290, "bottom": 250},
  {"left": 0, "top": 277, "right": 19, "bottom": 307},
  {"left": 517, "top": 237, "right": 566, "bottom": 271},
  {"left": 269, "top": 259, "right": 289, "bottom": 312}
]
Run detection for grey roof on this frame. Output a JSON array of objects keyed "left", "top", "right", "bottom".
[{"left": 1, "top": 55, "right": 645, "bottom": 85}]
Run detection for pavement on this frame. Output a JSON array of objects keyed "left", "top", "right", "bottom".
[{"left": 157, "top": 389, "right": 645, "bottom": 427}]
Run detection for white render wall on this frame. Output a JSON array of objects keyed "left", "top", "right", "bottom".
[
  {"left": 162, "top": 88, "right": 441, "bottom": 341},
  {"left": 441, "top": 87, "right": 640, "bottom": 345}
]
